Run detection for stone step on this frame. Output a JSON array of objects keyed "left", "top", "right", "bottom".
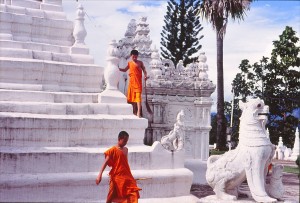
[
  {"left": 0, "top": 89, "right": 98, "bottom": 103},
  {"left": 0, "top": 3, "right": 66, "bottom": 20},
  {"left": 0, "top": 40, "right": 70, "bottom": 54},
  {"left": 0, "top": 11, "right": 73, "bottom": 46},
  {"left": 0, "top": 58, "right": 103, "bottom": 93},
  {"left": 0, "top": 168, "right": 194, "bottom": 202},
  {"left": 0, "top": 47, "right": 32, "bottom": 58},
  {"left": 0, "top": 101, "right": 132, "bottom": 115},
  {"left": 8, "top": 0, "right": 41, "bottom": 10},
  {"left": 0, "top": 39, "right": 90, "bottom": 55},
  {"left": 3, "top": 0, "right": 64, "bottom": 12},
  {"left": 139, "top": 196, "right": 200, "bottom": 203},
  {"left": 0, "top": 112, "right": 147, "bottom": 147},
  {"left": 0, "top": 82, "right": 43, "bottom": 91},
  {"left": 0, "top": 48, "right": 93, "bottom": 64},
  {"left": 0, "top": 143, "right": 184, "bottom": 174}
]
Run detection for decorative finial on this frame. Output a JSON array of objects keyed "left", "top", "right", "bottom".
[{"left": 73, "top": 3, "right": 87, "bottom": 45}]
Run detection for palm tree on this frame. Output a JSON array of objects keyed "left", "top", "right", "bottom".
[{"left": 199, "top": 0, "right": 253, "bottom": 150}]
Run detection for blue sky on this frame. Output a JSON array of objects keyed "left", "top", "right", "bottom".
[{"left": 62, "top": 0, "right": 300, "bottom": 112}]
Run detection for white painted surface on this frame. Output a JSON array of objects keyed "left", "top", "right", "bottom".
[{"left": 0, "top": 1, "right": 198, "bottom": 202}]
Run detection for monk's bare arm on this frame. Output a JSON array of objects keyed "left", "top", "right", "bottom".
[
  {"left": 140, "top": 62, "right": 148, "bottom": 79},
  {"left": 122, "top": 147, "right": 128, "bottom": 159},
  {"left": 119, "top": 66, "right": 129, "bottom": 72},
  {"left": 96, "top": 156, "right": 110, "bottom": 185}
]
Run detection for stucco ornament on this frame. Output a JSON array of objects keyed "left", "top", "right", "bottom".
[
  {"left": 149, "top": 46, "right": 163, "bottom": 79},
  {"left": 145, "top": 52, "right": 215, "bottom": 91},
  {"left": 206, "top": 98, "right": 281, "bottom": 202},
  {"left": 73, "top": 4, "right": 87, "bottom": 45},
  {"left": 176, "top": 60, "right": 185, "bottom": 75},
  {"left": 161, "top": 110, "right": 185, "bottom": 151},
  {"left": 104, "top": 40, "right": 120, "bottom": 90}
]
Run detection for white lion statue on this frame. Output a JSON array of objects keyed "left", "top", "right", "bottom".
[
  {"left": 206, "top": 98, "right": 283, "bottom": 202},
  {"left": 161, "top": 110, "right": 185, "bottom": 151}
]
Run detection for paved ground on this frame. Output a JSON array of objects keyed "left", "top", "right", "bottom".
[{"left": 191, "top": 160, "right": 299, "bottom": 203}]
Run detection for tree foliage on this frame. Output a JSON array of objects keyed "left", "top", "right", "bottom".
[
  {"left": 232, "top": 26, "right": 300, "bottom": 147},
  {"left": 160, "top": 0, "right": 203, "bottom": 66},
  {"left": 199, "top": 0, "right": 253, "bottom": 38}
]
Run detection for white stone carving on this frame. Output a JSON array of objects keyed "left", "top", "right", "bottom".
[
  {"left": 176, "top": 60, "right": 184, "bottom": 75},
  {"left": 161, "top": 110, "right": 185, "bottom": 151},
  {"left": 149, "top": 46, "right": 163, "bottom": 79},
  {"left": 70, "top": 4, "right": 91, "bottom": 56},
  {"left": 275, "top": 137, "right": 285, "bottom": 160},
  {"left": 133, "top": 16, "right": 152, "bottom": 58},
  {"left": 284, "top": 148, "right": 292, "bottom": 160},
  {"left": 273, "top": 128, "right": 300, "bottom": 161},
  {"left": 125, "top": 19, "right": 137, "bottom": 39},
  {"left": 146, "top": 52, "right": 215, "bottom": 91},
  {"left": 72, "top": 4, "right": 87, "bottom": 46},
  {"left": 236, "top": 164, "right": 285, "bottom": 201},
  {"left": 198, "top": 52, "right": 209, "bottom": 81},
  {"left": 289, "top": 127, "right": 300, "bottom": 161},
  {"left": 104, "top": 40, "right": 120, "bottom": 90},
  {"left": 266, "top": 164, "right": 285, "bottom": 200},
  {"left": 162, "top": 59, "right": 176, "bottom": 78},
  {"left": 205, "top": 98, "right": 279, "bottom": 202},
  {"left": 98, "top": 40, "right": 127, "bottom": 103}
]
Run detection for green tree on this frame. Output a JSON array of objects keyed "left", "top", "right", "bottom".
[
  {"left": 209, "top": 113, "right": 217, "bottom": 145},
  {"left": 232, "top": 26, "right": 300, "bottom": 147},
  {"left": 160, "top": 0, "right": 204, "bottom": 66},
  {"left": 266, "top": 26, "right": 300, "bottom": 147},
  {"left": 161, "top": 0, "right": 179, "bottom": 64},
  {"left": 199, "top": 0, "right": 253, "bottom": 150}
]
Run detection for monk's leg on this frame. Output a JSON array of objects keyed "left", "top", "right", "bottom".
[
  {"left": 133, "top": 103, "right": 138, "bottom": 115},
  {"left": 137, "top": 102, "right": 141, "bottom": 118},
  {"left": 128, "top": 102, "right": 137, "bottom": 115},
  {"left": 135, "top": 92, "right": 142, "bottom": 118}
]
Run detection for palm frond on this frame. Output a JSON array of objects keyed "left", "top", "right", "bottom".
[{"left": 199, "top": 0, "right": 253, "bottom": 37}]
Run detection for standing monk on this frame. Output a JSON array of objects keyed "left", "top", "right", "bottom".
[
  {"left": 119, "top": 50, "right": 148, "bottom": 118},
  {"left": 96, "top": 131, "right": 141, "bottom": 203}
]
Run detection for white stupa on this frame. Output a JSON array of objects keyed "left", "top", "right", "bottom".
[
  {"left": 0, "top": 1, "right": 199, "bottom": 202},
  {"left": 289, "top": 127, "right": 300, "bottom": 161}
]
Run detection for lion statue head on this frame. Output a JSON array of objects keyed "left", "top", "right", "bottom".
[{"left": 238, "top": 98, "right": 272, "bottom": 147}]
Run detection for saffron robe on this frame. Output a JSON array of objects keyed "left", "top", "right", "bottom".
[
  {"left": 104, "top": 146, "right": 141, "bottom": 202},
  {"left": 127, "top": 61, "right": 142, "bottom": 103}
]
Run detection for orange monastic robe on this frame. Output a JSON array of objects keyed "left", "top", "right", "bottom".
[
  {"left": 127, "top": 61, "right": 142, "bottom": 103},
  {"left": 104, "top": 146, "right": 141, "bottom": 203}
]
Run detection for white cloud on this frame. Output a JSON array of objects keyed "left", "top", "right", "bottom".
[{"left": 62, "top": 1, "right": 300, "bottom": 113}]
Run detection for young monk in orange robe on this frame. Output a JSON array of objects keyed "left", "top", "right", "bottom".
[
  {"left": 96, "top": 131, "right": 141, "bottom": 203},
  {"left": 119, "top": 50, "right": 148, "bottom": 118}
]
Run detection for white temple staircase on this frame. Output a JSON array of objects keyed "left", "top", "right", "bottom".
[{"left": 0, "top": 0, "right": 197, "bottom": 202}]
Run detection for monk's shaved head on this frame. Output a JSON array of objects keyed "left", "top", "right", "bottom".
[
  {"left": 118, "top": 131, "right": 129, "bottom": 140},
  {"left": 130, "top": 50, "right": 139, "bottom": 56}
]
